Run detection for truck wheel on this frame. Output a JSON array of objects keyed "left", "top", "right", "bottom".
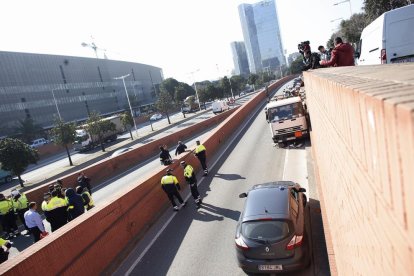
[
  {"left": 278, "top": 142, "right": 286, "bottom": 148},
  {"left": 5, "top": 176, "right": 12, "bottom": 183}
]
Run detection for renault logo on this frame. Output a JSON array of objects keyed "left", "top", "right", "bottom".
[{"left": 265, "top": 247, "right": 270, "bottom": 252}]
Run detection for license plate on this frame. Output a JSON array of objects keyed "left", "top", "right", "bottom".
[
  {"left": 294, "top": 131, "right": 303, "bottom": 137},
  {"left": 258, "top": 265, "right": 283, "bottom": 271}
]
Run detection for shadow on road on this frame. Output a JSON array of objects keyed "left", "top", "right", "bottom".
[{"left": 214, "top": 173, "right": 246, "bottom": 181}]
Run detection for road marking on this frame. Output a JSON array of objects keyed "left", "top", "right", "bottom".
[
  {"left": 124, "top": 91, "right": 266, "bottom": 275},
  {"left": 282, "top": 149, "right": 289, "bottom": 180}
]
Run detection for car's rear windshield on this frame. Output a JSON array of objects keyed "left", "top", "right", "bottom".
[{"left": 242, "top": 220, "right": 290, "bottom": 242}]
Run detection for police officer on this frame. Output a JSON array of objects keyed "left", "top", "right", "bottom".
[
  {"left": 194, "top": 141, "right": 208, "bottom": 175},
  {"left": 76, "top": 186, "right": 95, "bottom": 211},
  {"left": 11, "top": 189, "right": 29, "bottom": 232},
  {"left": 161, "top": 169, "right": 186, "bottom": 211},
  {"left": 45, "top": 190, "right": 68, "bottom": 232},
  {"left": 0, "top": 194, "right": 18, "bottom": 239},
  {"left": 180, "top": 161, "right": 202, "bottom": 209},
  {"left": 77, "top": 172, "right": 92, "bottom": 195}
]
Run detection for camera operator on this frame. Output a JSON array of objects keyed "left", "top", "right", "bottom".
[{"left": 298, "top": 41, "right": 321, "bottom": 71}]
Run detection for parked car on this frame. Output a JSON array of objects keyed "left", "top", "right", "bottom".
[
  {"left": 150, "top": 113, "right": 163, "bottom": 121},
  {"left": 29, "top": 138, "right": 48, "bottom": 148},
  {"left": 0, "top": 164, "right": 13, "bottom": 183},
  {"left": 235, "top": 181, "right": 309, "bottom": 274}
]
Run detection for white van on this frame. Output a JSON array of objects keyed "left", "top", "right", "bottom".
[
  {"left": 212, "top": 100, "right": 229, "bottom": 114},
  {"left": 357, "top": 4, "right": 414, "bottom": 65},
  {"left": 30, "top": 138, "right": 48, "bottom": 148}
]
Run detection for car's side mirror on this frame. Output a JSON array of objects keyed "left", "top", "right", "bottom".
[
  {"left": 298, "top": 188, "right": 306, "bottom": 193},
  {"left": 239, "top": 192, "right": 247, "bottom": 198}
]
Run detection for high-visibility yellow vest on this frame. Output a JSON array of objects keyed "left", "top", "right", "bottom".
[
  {"left": 0, "top": 200, "right": 12, "bottom": 215},
  {"left": 41, "top": 201, "right": 48, "bottom": 212},
  {"left": 0, "top": 238, "right": 8, "bottom": 247},
  {"left": 195, "top": 144, "right": 206, "bottom": 154},
  {"left": 46, "top": 197, "right": 67, "bottom": 211},
  {"left": 161, "top": 175, "right": 178, "bottom": 185},
  {"left": 184, "top": 165, "right": 194, "bottom": 178},
  {"left": 83, "top": 191, "right": 94, "bottom": 208},
  {"left": 13, "top": 194, "right": 28, "bottom": 210}
]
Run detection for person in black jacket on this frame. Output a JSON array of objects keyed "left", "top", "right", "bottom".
[
  {"left": 159, "top": 146, "right": 172, "bottom": 165},
  {"left": 65, "top": 188, "right": 85, "bottom": 221},
  {"left": 175, "top": 141, "right": 187, "bottom": 156}
]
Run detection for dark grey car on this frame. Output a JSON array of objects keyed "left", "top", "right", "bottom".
[{"left": 235, "top": 181, "right": 309, "bottom": 274}]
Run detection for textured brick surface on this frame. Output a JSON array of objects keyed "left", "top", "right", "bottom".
[
  {"left": 0, "top": 76, "right": 295, "bottom": 275},
  {"left": 304, "top": 64, "right": 414, "bottom": 276}
]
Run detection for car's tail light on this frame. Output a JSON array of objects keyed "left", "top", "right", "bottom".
[
  {"left": 286, "top": 235, "right": 303, "bottom": 250},
  {"left": 235, "top": 236, "right": 249, "bottom": 251},
  {"left": 381, "top": 49, "right": 387, "bottom": 64}
]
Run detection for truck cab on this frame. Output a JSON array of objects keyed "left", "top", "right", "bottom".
[{"left": 265, "top": 96, "right": 308, "bottom": 146}]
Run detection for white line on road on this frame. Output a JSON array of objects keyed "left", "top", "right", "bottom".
[{"left": 124, "top": 93, "right": 266, "bottom": 276}]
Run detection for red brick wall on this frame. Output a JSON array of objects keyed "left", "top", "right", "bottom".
[
  {"left": 304, "top": 64, "right": 414, "bottom": 276},
  {"left": 0, "top": 76, "right": 294, "bottom": 275}
]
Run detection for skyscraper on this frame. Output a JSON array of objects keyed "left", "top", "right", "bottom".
[
  {"left": 238, "top": 0, "right": 285, "bottom": 74},
  {"left": 230, "top": 41, "right": 250, "bottom": 76}
]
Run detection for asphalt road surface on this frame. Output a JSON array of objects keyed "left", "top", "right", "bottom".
[{"left": 114, "top": 82, "right": 330, "bottom": 275}]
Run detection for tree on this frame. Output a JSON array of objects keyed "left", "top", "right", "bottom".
[
  {"left": 289, "top": 56, "right": 305, "bottom": 74},
  {"left": 16, "top": 118, "right": 43, "bottom": 143},
  {"left": 220, "top": 77, "right": 232, "bottom": 98},
  {"left": 85, "top": 112, "right": 116, "bottom": 152},
  {"left": 0, "top": 138, "right": 39, "bottom": 187},
  {"left": 364, "top": 0, "right": 411, "bottom": 22},
  {"left": 174, "top": 82, "right": 195, "bottom": 102},
  {"left": 155, "top": 91, "right": 174, "bottom": 124},
  {"left": 340, "top": 13, "right": 369, "bottom": 44},
  {"left": 50, "top": 118, "right": 76, "bottom": 166},
  {"left": 160, "top": 78, "right": 180, "bottom": 99},
  {"left": 121, "top": 112, "right": 134, "bottom": 140},
  {"left": 248, "top": 74, "right": 259, "bottom": 90},
  {"left": 230, "top": 75, "right": 246, "bottom": 95},
  {"left": 197, "top": 88, "right": 211, "bottom": 104}
]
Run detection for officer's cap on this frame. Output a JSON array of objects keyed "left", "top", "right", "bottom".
[
  {"left": 180, "top": 161, "right": 186, "bottom": 166},
  {"left": 166, "top": 168, "right": 173, "bottom": 173}
]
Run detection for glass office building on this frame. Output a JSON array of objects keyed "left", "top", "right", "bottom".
[
  {"left": 238, "top": 0, "right": 285, "bottom": 74},
  {"left": 0, "top": 51, "right": 163, "bottom": 136},
  {"left": 230, "top": 41, "right": 250, "bottom": 76}
]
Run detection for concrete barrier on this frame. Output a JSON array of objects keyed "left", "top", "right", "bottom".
[
  {"left": 0, "top": 76, "right": 294, "bottom": 275},
  {"left": 304, "top": 64, "right": 414, "bottom": 276}
]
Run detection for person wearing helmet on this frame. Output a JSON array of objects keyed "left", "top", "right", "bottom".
[
  {"left": 180, "top": 161, "right": 202, "bottom": 209},
  {"left": 160, "top": 168, "right": 186, "bottom": 211}
]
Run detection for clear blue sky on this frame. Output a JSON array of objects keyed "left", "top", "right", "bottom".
[{"left": 0, "top": 0, "right": 363, "bottom": 83}]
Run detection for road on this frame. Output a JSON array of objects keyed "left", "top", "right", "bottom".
[
  {"left": 114, "top": 81, "right": 330, "bottom": 276},
  {"left": 5, "top": 93, "right": 258, "bottom": 259}
]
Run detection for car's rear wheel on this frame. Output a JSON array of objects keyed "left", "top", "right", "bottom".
[{"left": 5, "top": 176, "right": 12, "bottom": 183}]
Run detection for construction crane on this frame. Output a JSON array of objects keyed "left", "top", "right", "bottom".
[{"left": 81, "top": 37, "right": 108, "bottom": 59}]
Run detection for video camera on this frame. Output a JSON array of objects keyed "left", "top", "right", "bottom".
[{"left": 298, "top": 41, "right": 311, "bottom": 55}]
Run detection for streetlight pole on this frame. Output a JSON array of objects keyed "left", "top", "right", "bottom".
[
  {"left": 227, "top": 77, "right": 234, "bottom": 99},
  {"left": 114, "top": 74, "right": 138, "bottom": 137},
  {"left": 333, "top": 0, "right": 352, "bottom": 17},
  {"left": 51, "top": 89, "right": 62, "bottom": 120},
  {"left": 189, "top": 69, "right": 202, "bottom": 111}
]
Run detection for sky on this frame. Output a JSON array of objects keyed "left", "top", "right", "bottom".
[{"left": 0, "top": 0, "right": 364, "bottom": 84}]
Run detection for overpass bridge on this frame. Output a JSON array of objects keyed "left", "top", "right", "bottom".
[{"left": 1, "top": 64, "right": 413, "bottom": 276}]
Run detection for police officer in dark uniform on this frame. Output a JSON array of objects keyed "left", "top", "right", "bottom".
[
  {"left": 180, "top": 161, "right": 202, "bottom": 209},
  {"left": 161, "top": 169, "right": 186, "bottom": 211}
]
